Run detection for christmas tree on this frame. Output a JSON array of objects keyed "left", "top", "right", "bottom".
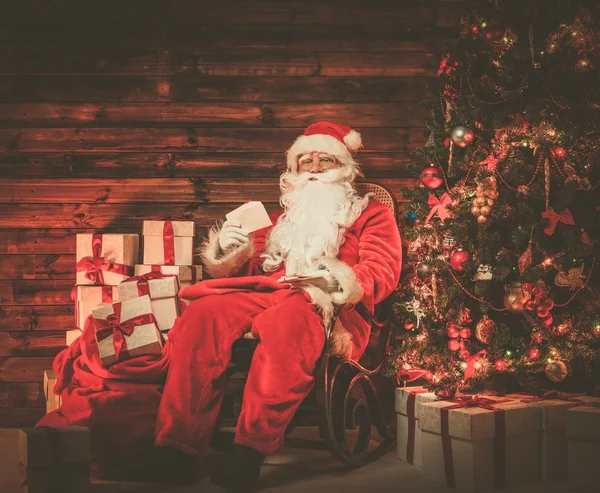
[{"left": 385, "top": 0, "right": 600, "bottom": 397}]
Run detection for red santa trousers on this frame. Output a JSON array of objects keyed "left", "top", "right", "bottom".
[{"left": 155, "top": 288, "right": 326, "bottom": 456}]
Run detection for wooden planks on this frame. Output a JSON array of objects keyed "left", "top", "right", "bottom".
[
  {"left": 0, "top": 177, "right": 414, "bottom": 204},
  {"left": 0, "top": 332, "right": 66, "bottom": 357},
  {"left": 0, "top": 356, "right": 56, "bottom": 382},
  {"left": 0, "top": 50, "right": 436, "bottom": 77},
  {"left": 0, "top": 255, "right": 73, "bottom": 280},
  {"left": 0, "top": 76, "right": 433, "bottom": 102},
  {"left": 0, "top": 103, "right": 430, "bottom": 127},
  {"left": 0, "top": 306, "right": 74, "bottom": 331},
  {"left": 0, "top": 152, "right": 417, "bottom": 178},
  {"left": 0, "top": 128, "right": 427, "bottom": 152},
  {"left": 2, "top": 1, "right": 444, "bottom": 26},
  {"left": 0, "top": 382, "right": 45, "bottom": 408},
  {"left": 0, "top": 280, "right": 74, "bottom": 305},
  {"left": 0, "top": 407, "right": 45, "bottom": 427}
]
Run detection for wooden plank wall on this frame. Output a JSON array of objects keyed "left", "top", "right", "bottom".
[{"left": 0, "top": 0, "right": 465, "bottom": 426}]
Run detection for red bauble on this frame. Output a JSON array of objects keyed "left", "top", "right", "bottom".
[
  {"left": 420, "top": 166, "right": 444, "bottom": 190},
  {"left": 450, "top": 249, "right": 470, "bottom": 271},
  {"left": 494, "top": 359, "right": 507, "bottom": 371},
  {"left": 485, "top": 26, "right": 505, "bottom": 43},
  {"left": 529, "top": 348, "right": 540, "bottom": 360},
  {"left": 448, "top": 339, "right": 461, "bottom": 351},
  {"left": 542, "top": 315, "right": 553, "bottom": 327},
  {"left": 460, "top": 328, "right": 472, "bottom": 339},
  {"left": 447, "top": 323, "right": 460, "bottom": 339},
  {"left": 404, "top": 321, "right": 415, "bottom": 330},
  {"left": 460, "top": 349, "right": 471, "bottom": 359},
  {"left": 536, "top": 306, "right": 550, "bottom": 318},
  {"left": 470, "top": 25, "right": 479, "bottom": 35},
  {"left": 542, "top": 298, "right": 555, "bottom": 310},
  {"left": 524, "top": 299, "right": 537, "bottom": 311}
]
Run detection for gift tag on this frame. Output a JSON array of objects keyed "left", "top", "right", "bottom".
[{"left": 225, "top": 201, "right": 272, "bottom": 233}]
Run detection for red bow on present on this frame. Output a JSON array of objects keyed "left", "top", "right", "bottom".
[
  {"left": 542, "top": 208, "right": 575, "bottom": 235},
  {"left": 76, "top": 256, "right": 112, "bottom": 284},
  {"left": 443, "top": 395, "right": 510, "bottom": 411},
  {"left": 426, "top": 193, "right": 453, "bottom": 224},
  {"left": 94, "top": 305, "right": 156, "bottom": 361},
  {"left": 128, "top": 271, "right": 170, "bottom": 297}
]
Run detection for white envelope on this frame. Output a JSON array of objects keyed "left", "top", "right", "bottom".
[{"left": 225, "top": 201, "right": 272, "bottom": 233}]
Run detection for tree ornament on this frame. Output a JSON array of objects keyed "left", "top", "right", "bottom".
[
  {"left": 504, "top": 282, "right": 532, "bottom": 313},
  {"left": 450, "top": 249, "right": 470, "bottom": 271},
  {"left": 416, "top": 262, "right": 433, "bottom": 280},
  {"left": 475, "top": 316, "right": 496, "bottom": 344},
  {"left": 420, "top": 166, "right": 444, "bottom": 189},
  {"left": 471, "top": 176, "right": 498, "bottom": 223},
  {"left": 545, "top": 359, "right": 568, "bottom": 382},
  {"left": 524, "top": 281, "right": 554, "bottom": 327},
  {"left": 450, "top": 126, "right": 475, "bottom": 148},
  {"left": 448, "top": 339, "right": 461, "bottom": 351},
  {"left": 518, "top": 228, "right": 534, "bottom": 274},
  {"left": 555, "top": 264, "right": 585, "bottom": 289},
  {"left": 405, "top": 211, "right": 418, "bottom": 226},
  {"left": 473, "top": 264, "right": 493, "bottom": 281},
  {"left": 405, "top": 297, "right": 425, "bottom": 328},
  {"left": 529, "top": 348, "right": 540, "bottom": 360}
]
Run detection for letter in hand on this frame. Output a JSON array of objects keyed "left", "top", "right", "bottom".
[
  {"left": 218, "top": 220, "right": 250, "bottom": 253},
  {"left": 279, "top": 269, "right": 339, "bottom": 293}
]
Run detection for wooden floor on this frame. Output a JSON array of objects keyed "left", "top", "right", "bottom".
[{"left": 91, "top": 427, "right": 570, "bottom": 493}]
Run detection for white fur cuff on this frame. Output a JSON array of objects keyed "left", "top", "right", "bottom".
[
  {"left": 199, "top": 225, "right": 254, "bottom": 278},
  {"left": 318, "top": 258, "right": 364, "bottom": 306}
]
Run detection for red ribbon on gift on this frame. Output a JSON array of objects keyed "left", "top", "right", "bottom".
[
  {"left": 163, "top": 221, "right": 176, "bottom": 265},
  {"left": 405, "top": 389, "right": 428, "bottom": 465},
  {"left": 426, "top": 193, "right": 453, "bottom": 224},
  {"left": 542, "top": 207, "right": 574, "bottom": 235},
  {"left": 76, "top": 234, "right": 133, "bottom": 284},
  {"left": 440, "top": 396, "right": 511, "bottom": 488},
  {"left": 94, "top": 304, "right": 157, "bottom": 361}
]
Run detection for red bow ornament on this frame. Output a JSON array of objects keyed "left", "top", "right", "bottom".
[
  {"left": 426, "top": 193, "right": 454, "bottom": 224},
  {"left": 542, "top": 208, "right": 574, "bottom": 235}
]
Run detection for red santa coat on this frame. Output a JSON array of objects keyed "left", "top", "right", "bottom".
[{"left": 185, "top": 197, "right": 402, "bottom": 358}]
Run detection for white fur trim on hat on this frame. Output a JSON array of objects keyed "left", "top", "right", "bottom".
[{"left": 286, "top": 133, "right": 359, "bottom": 172}]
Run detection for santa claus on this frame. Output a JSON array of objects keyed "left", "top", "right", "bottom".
[{"left": 155, "top": 122, "right": 402, "bottom": 490}]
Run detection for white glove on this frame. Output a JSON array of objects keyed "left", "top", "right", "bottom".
[{"left": 218, "top": 220, "right": 250, "bottom": 253}]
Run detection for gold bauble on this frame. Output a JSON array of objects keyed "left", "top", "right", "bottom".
[
  {"left": 471, "top": 206, "right": 481, "bottom": 216},
  {"left": 486, "top": 198, "right": 495, "bottom": 206},
  {"left": 474, "top": 196, "right": 487, "bottom": 207},
  {"left": 503, "top": 282, "right": 532, "bottom": 313},
  {"left": 480, "top": 205, "right": 491, "bottom": 216},
  {"left": 477, "top": 215, "right": 488, "bottom": 224},
  {"left": 545, "top": 360, "right": 568, "bottom": 382}
]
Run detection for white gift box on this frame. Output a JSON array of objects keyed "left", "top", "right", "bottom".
[
  {"left": 118, "top": 275, "right": 180, "bottom": 331},
  {"left": 395, "top": 386, "right": 437, "bottom": 467},
  {"left": 76, "top": 234, "right": 139, "bottom": 285},
  {"left": 142, "top": 220, "right": 195, "bottom": 266},
  {"left": 567, "top": 399, "right": 600, "bottom": 493},
  {"left": 92, "top": 295, "right": 162, "bottom": 367},
  {"left": 507, "top": 393, "right": 598, "bottom": 481},
  {"left": 419, "top": 397, "right": 541, "bottom": 492},
  {"left": 134, "top": 264, "right": 202, "bottom": 290},
  {"left": 73, "top": 285, "right": 120, "bottom": 328}
]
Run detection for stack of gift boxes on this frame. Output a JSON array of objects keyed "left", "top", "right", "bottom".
[
  {"left": 396, "top": 385, "right": 600, "bottom": 492},
  {"left": 44, "top": 220, "right": 202, "bottom": 413}
]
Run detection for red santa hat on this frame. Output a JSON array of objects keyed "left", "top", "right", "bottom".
[{"left": 286, "top": 121, "right": 363, "bottom": 172}]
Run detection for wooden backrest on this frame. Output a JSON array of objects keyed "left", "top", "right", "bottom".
[{"left": 353, "top": 181, "right": 400, "bottom": 371}]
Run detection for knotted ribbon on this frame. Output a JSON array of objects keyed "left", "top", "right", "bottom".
[
  {"left": 426, "top": 193, "right": 453, "bottom": 224},
  {"left": 76, "top": 234, "right": 132, "bottom": 283},
  {"left": 94, "top": 303, "right": 157, "bottom": 361},
  {"left": 163, "top": 221, "right": 176, "bottom": 265},
  {"left": 440, "top": 396, "right": 511, "bottom": 488},
  {"left": 520, "top": 389, "right": 586, "bottom": 404},
  {"left": 126, "top": 271, "right": 169, "bottom": 297},
  {"left": 542, "top": 208, "right": 574, "bottom": 235}
]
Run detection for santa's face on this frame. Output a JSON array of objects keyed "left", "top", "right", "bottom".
[{"left": 260, "top": 152, "right": 369, "bottom": 274}]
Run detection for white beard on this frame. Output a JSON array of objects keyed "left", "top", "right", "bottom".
[{"left": 261, "top": 166, "right": 370, "bottom": 274}]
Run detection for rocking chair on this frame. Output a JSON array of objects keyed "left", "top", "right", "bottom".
[{"left": 214, "top": 181, "right": 400, "bottom": 467}]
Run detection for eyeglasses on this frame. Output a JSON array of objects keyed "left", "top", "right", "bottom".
[{"left": 298, "top": 153, "right": 340, "bottom": 171}]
